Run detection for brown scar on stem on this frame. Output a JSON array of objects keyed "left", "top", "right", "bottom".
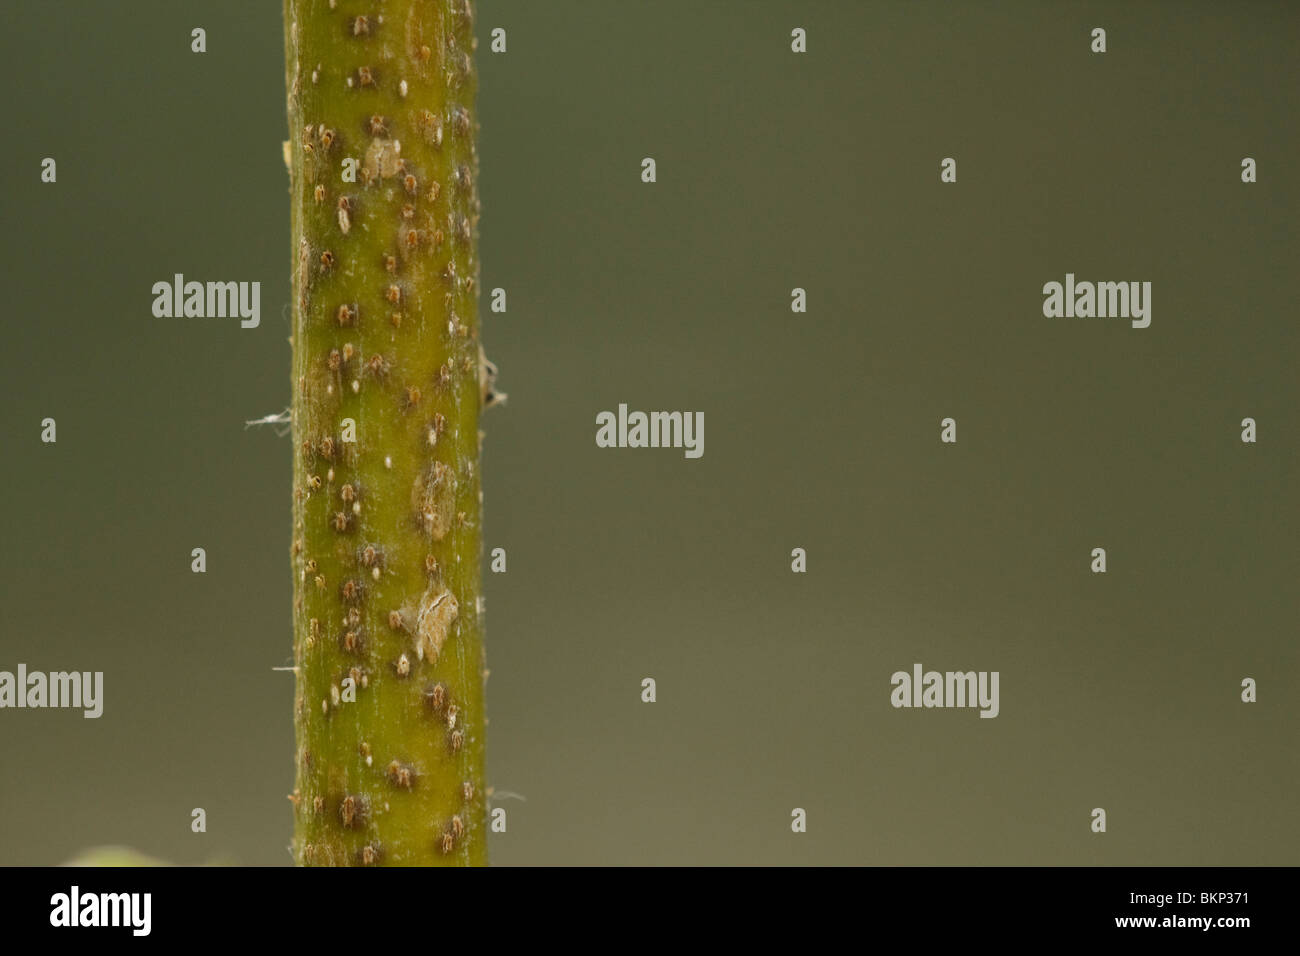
[
  {"left": 423, "top": 681, "right": 447, "bottom": 714},
  {"left": 340, "top": 578, "right": 364, "bottom": 604},
  {"left": 414, "top": 585, "right": 458, "bottom": 663},
  {"left": 412, "top": 460, "right": 456, "bottom": 539},
  {"left": 339, "top": 627, "right": 364, "bottom": 654},
  {"left": 386, "top": 760, "right": 416, "bottom": 790},
  {"left": 339, "top": 793, "right": 368, "bottom": 829},
  {"left": 365, "top": 137, "right": 401, "bottom": 179}
]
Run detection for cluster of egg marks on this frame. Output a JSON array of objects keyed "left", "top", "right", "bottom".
[{"left": 285, "top": 0, "right": 485, "bottom": 865}]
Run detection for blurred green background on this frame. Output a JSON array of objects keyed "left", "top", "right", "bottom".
[{"left": 1, "top": 0, "right": 1296, "bottom": 865}]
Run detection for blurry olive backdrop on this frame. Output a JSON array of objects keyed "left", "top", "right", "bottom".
[{"left": 2, "top": 0, "right": 1297, "bottom": 866}]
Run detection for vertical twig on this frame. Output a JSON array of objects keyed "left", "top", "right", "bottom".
[{"left": 283, "top": 0, "right": 488, "bottom": 866}]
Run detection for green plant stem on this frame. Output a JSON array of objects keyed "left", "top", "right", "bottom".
[{"left": 283, "top": 0, "right": 486, "bottom": 866}]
